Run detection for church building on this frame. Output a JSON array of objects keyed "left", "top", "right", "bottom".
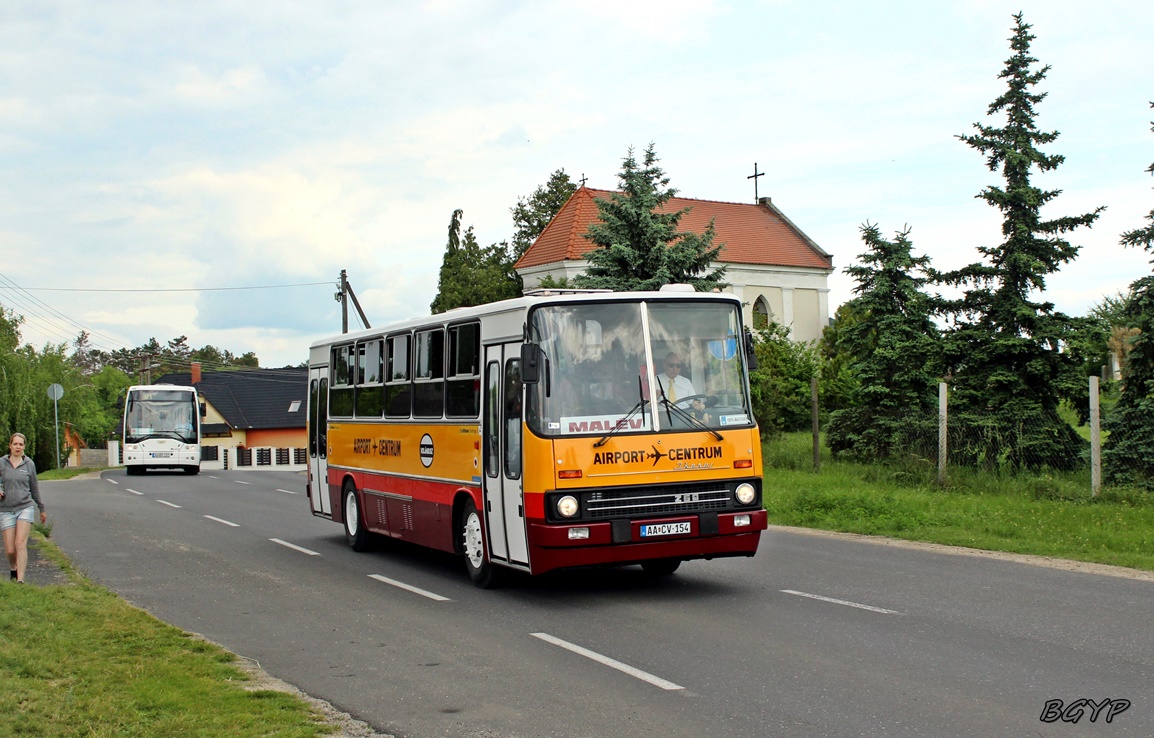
[{"left": 514, "top": 187, "right": 835, "bottom": 343}]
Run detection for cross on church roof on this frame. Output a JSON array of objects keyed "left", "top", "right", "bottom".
[{"left": 748, "top": 162, "right": 765, "bottom": 202}]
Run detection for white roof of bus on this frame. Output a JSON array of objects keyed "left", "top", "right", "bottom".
[{"left": 309, "top": 288, "right": 743, "bottom": 349}]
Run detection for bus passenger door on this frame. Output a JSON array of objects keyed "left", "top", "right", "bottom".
[
  {"left": 308, "top": 368, "right": 332, "bottom": 516},
  {"left": 482, "top": 345, "right": 530, "bottom": 569}
]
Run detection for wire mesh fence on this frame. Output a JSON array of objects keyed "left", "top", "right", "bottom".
[{"left": 798, "top": 379, "right": 1152, "bottom": 494}]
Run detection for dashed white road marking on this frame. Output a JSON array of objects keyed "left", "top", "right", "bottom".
[
  {"left": 127, "top": 489, "right": 144, "bottom": 496},
  {"left": 204, "top": 515, "right": 240, "bottom": 528},
  {"left": 780, "top": 589, "right": 901, "bottom": 615},
  {"left": 236, "top": 480, "right": 251, "bottom": 486},
  {"left": 270, "top": 538, "right": 319, "bottom": 556},
  {"left": 531, "top": 632, "right": 684, "bottom": 691},
  {"left": 275, "top": 488, "right": 297, "bottom": 495},
  {"left": 156, "top": 500, "right": 182, "bottom": 509},
  {"left": 368, "top": 574, "right": 451, "bottom": 602},
  {"left": 106, "top": 478, "right": 119, "bottom": 486}
]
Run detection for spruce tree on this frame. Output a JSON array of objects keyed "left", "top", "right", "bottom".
[
  {"left": 574, "top": 143, "right": 726, "bottom": 292},
  {"left": 1104, "top": 101, "right": 1154, "bottom": 488},
  {"left": 826, "top": 224, "right": 940, "bottom": 460},
  {"left": 941, "top": 13, "right": 1103, "bottom": 470}
]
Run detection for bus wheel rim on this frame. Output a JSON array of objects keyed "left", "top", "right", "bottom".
[
  {"left": 345, "top": 492, "right": 358, "bottom": 533},
  {"left": 464, "top": 512, "right": 483, "bottom": 567}
]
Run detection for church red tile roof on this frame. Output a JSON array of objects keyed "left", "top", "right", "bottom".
[{"left": 514, "top": 187, "right": 833, "bottom": 271}]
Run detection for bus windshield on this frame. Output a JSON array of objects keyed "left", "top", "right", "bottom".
[
  {"left": 125, "top": 389, "right": 199, "bottom": 444},
  {"left": 526, "top": 300, "right": 754, "bottom": 438}
]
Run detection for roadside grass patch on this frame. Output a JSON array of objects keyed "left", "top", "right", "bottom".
[
  {"left": 0, "top": 536, "right": 334, "bottom": 738},
  {"left": 763, "top": 432, "right": 1154, "bottom": 571}
]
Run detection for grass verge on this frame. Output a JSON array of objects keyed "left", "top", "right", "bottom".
[
  {"left": 38, "top": 467, "right": 109, "bottom": 481},
  {"left": 763, "top": 432, "right": 1154, "bottom": 571},
  {"left": 0, "top": 535, "right": 335, "bottom": 738}
]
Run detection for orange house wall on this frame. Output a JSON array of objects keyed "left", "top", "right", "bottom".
[{"left": 245, "top": 428, "right": 306, "bottom": 448}]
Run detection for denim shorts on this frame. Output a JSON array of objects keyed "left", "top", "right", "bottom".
[{"left": 0, "top": 506, "right": 36, "bottom": 531}]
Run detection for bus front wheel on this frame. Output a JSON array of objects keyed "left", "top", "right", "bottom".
[
  {"left": 461, "top": 499, "right": 500, "bottom": 588},
  {"left": 641, "top": 558, "right": 681, "bottom": 577},
  {"left": 343, "top": 482, "right": 372, "bottom": 552}
]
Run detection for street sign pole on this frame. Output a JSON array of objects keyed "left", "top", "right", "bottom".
[{"left": 47, "top": 383, "right": 64, "bottom": 469}]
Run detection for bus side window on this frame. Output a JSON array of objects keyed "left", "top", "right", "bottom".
[
  {"left": 329, "top": 345, "right": 354, "bottom": 417},
  {"left": 447, "top": 323, "right": 480, "bottom": 417},
  {"left": 355, "top": 338, "right": 384, "bottom": 418},
  {"left": 386, "top": 333, "right": 412, "bottom": 418},
  {"left": 414, "top": 329, "right": 445, "bottom": 418}
]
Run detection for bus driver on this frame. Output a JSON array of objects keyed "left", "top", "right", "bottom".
[{"left": 656, "top": 352, "right": 695, "bottom": 402}]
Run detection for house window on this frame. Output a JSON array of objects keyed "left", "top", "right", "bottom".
[
  {"left": 446, "top": 323, "right": 480, "bottom": 417},
  {"left": 753, "top": 296, "right": 771, "bottom": 329},
  {"left": 386, "top": 333, "right": 412, "bottom": 418},
  {"left": 413, "top": 329, "right": 445, "bottom": 417}
]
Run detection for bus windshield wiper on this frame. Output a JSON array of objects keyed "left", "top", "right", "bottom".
[
  {"left": 657, "top": 388, "right": 723, "bottom": 441},
  {"left": 594, "top": 376, "right": 648, "bottom": 448}
]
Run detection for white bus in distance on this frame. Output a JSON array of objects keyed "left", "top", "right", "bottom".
[{"left": 122, "top": 384, "right": 203, "bottom": 475}]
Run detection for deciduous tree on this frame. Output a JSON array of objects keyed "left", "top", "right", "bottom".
[
  {"left": 430, "top": 209, "right": 520, "bottom": 313},
  {"left": 510, "top": 169, "right": 578, "bottom": 260}
]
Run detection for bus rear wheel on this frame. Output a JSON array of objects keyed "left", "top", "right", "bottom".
[
  {"left": 343, "top": 481, "right": 372, "bottom": 552},
  {"left": 461, "top": 499, "right": 500, "bottom": 588}
]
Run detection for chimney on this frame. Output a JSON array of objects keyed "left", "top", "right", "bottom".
[{"left": 191, "top": 362, "right": 201, "bottom": 385}]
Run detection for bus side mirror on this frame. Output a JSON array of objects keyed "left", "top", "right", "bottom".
[
  {"left": 521, "top": 343, "right": 541, "bottom": 384},
  {"left": 744, "top": 329, "right": 759, "bottom": 371},
  {"left": 199, "top": 402, "right": 207, "bottom": 418}
]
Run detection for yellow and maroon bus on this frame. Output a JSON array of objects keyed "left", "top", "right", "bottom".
[{"left": 306, "top": 287, "right": 767, "bottom": 586}]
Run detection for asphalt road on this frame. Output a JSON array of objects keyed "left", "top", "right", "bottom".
[{"left": 42, "top": 470, "right": 1154, "bottom": 737}]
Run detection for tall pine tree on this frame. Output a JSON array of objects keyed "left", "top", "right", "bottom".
[
  {"left": 574, "top": 143, "right": 726, "bottom": 292},
  {"left": 826, "top": 224, "right": 940, "bottom": 460},
  {"left": 1104, "top": 100, "right": 1154, "bottom": 488},
  {"left": 941, "top": 13, "right": 1103, "bottom": 470}
]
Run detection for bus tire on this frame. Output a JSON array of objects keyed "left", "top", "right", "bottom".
[
  {"left": 461, "top": 499, "right": 500, "bottom": 588},
  {"left": 343, "top": 481, "right": 372, "bottom": 552},
  {"left": 183, "top": 466, "right": 199, "bottom": 475},
  {"left": 126, "top": 465, "right": 143, "bottom": 476},
  {"left": 641, "top": 558, "right": 681, "bottom": 577}
]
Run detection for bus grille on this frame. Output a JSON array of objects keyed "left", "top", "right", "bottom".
[{"left": 585, "top": 484, "right": 733, "bottom": 520}]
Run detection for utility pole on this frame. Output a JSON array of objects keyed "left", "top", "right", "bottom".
[{"left": 335, "top": 269, "right": 371, "bottom": 334}]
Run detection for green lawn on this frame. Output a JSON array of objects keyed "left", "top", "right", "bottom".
[
  {"left": 0, "top": 537, "right": 335, "bottom": 738},
  {"left": 762, "top": 431, "right": 1154, "bottom": 571}
]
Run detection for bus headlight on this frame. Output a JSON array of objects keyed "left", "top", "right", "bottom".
[
  {"left": 735, "top": 483, "right": 756, "bottom": 505},
  {"left": 556, "top": 495, "right": 579, "bottom": 518}
]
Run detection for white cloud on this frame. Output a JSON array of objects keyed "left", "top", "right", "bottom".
[{"left": 0, "top": 0, "right": 1150, "bottom": 366}]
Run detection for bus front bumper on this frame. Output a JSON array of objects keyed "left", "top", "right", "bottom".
[{"left": 526, "top": 509, "right": 767, "bottom": 575}]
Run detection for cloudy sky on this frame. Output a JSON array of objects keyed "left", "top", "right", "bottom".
[{"left": 1, "top": 0, "right": 1151, "bottom": 368}]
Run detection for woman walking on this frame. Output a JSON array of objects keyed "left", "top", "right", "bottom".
[{"left": 1, "top": 433, "right": 47, "bottom": 583}]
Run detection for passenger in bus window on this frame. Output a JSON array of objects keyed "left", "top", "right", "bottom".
[{"left": 656, "top": 352, "right": 695, "bottom": 402}]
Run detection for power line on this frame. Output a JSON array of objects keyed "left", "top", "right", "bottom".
[{"left": 1, "top": 281, "right": 334, "bottom": 293}]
